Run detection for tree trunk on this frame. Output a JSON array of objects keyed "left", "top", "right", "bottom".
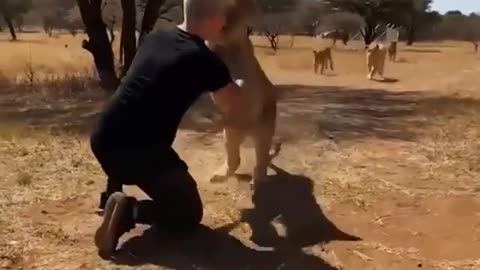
[
  {"left": 289, "top": 35, "right": 295, "bottom": 49},
  {"left": 76, "top": 0, "right": 119, "bottom": 91},
  {"left": 119, "top": 36, "right": 124, "bottom": 64},
  {"left": 139, "top": 0, "right": 168, "bottom": 46},
  {"left": 120, "top": 0, "right": 137, "bottom": 77},
  {"left": 341, "top": 32, "right": 349, "bottom": 45},
  {"left": 406, "top": 25, "right": 415, "bottom": 46},
  {"left": 361, "top": 25, "right": 377, "bottom": 48},
  {"left": 247, "top": 26, "right": 253, "bottom": 36},
  {"left": 2, "top": 14, "right": 17, "bottom": 41},
  {"left": 265, "top": 33, "right": 278, "bottom": 51}
]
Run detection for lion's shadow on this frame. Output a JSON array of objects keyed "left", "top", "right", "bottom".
[
  {"left": 239, "top": 164, "right": 361, "bottom": 249},
  {"left": 112, "top": 165, "right": 360, "bottom": 270}
]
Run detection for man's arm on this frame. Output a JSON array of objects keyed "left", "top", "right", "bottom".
[
  {"left": 210, "top": 79, "right": 244, "bottom": 115},
  {"left": 199, "top": 49, "right": 247, "bottom": 125}
]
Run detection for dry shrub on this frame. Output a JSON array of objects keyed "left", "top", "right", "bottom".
[
  {"left": 5, "top": 69, "right": 102, "bottom": 100},
  {"left": 0, "top": 71, "right": 10, "bottom": 89}
]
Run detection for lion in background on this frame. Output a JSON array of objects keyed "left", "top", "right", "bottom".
[
  {"left": 388, "top": 41, "right": 397, "bottom": 62},
  {"left": 207, "top": 0, "right": 280, "bottom": 190},
  {"left": 313, "top": 47, "right": 334, "bottom": 75},
  {"left": 366, "top": 43, "right": 388, "bottom": 80}
]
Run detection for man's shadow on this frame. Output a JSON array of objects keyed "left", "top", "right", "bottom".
[
  {"left": 112, "top": 165, "right": 360, "bottom": 270},
  {"left": 113, "top": 224, "right": 341, "bottom": 270}
]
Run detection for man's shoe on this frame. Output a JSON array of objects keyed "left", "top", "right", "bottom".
[
  {"left": 96, "top": 192, "right": 109, "bottom": 214},
  {"left": 98, "top": 180, "right": 123, "bottom": 213},
  {"left": 94, "top": 192, "right": 134, "bottom": 258}
]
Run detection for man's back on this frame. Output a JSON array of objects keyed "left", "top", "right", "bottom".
[{"left": 91, "top": 27, "right": 230, "bottom": 158}]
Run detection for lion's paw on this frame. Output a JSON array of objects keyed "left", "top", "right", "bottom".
[
  {"left": 210, "top": 165, "right": 235, "bottom": 183},
  {"left": 210, "top": 174, "right": 230, "bottom": 183}
]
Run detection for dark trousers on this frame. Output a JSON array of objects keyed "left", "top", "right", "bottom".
[{"left": 96, "top": 148, "right": 203, "bottom": 233}]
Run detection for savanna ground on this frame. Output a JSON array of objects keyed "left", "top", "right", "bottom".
[{"left": 1, "top": 32, "right": 480, "bottom": 270}]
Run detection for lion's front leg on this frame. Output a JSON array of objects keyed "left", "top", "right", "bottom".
[
  {"left": 367, "top": 65, "right": 375, "bottom": 80},
  {"left": 210, "top": 128, "right": 246, "bottom": 183}
]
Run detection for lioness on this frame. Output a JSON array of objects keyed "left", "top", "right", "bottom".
[
  {"left": 208, "top": 0, "right": 280, "bottom": 189},
  {"left": 388, "top": 41, "right": 397, "bottom": 62},
  {"left": 313, "top": 47, "right": 334, "bottom": 75},
  {"left": 366, "top": 43, "right": 387, "bottom": 80}
]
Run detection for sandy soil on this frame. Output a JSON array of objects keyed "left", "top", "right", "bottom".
[{"left": 1, "top": 33, "right": 480, "bottom": 270}]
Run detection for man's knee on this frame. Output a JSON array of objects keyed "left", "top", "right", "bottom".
[
  {"left": 179, "top": 200, "right": 203, "bottom": 231},
  {"left": 163, "top": 169, "right": 204, "bottom": 232},
  {"left": 179, "top": 177, "right": 203, "bottom": 227},
  {"left": 164, "top": 196, "right": 203, "bottom": 233}
]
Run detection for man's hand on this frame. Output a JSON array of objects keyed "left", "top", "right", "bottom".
[
  {"left": 210, "top": 79, "right": 244, "bottom": 115},
  {"left": 210, "top": 80, "right": 250, "bottom": 128}
]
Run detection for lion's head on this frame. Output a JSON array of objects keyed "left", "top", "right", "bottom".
[{"left": 215, "top": 0, "right": 257, "bottom": 46}]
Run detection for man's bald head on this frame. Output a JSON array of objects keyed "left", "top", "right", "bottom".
[{"left": 183, "top": 0, "right": 232, "bottom": 23}]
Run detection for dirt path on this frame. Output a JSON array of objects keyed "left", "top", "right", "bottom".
[{"left": 2, "top": 46, "right": 480, "bottom": 270}]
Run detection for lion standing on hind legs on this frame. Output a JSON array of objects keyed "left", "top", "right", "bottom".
[{"left": 207, "top": 0, "right": 281, "bottom": 190}]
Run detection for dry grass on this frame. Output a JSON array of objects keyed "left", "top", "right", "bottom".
[{"left": 1, "top": 32, "right": 480, "bottom": 269}]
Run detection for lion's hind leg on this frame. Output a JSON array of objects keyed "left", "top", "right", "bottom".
[
  {"left": 251, "top": 105, "right": 277, "bottom": 191},
  {"left": 328, "top": 54, "right": 334, "bottom": 71},
  {"left": 313, "top": 51, "right": 319, "bottom": 74},
  {"left": 210, "top": 128, "right": 246, "bottom": 183},
  {"left": 378, "top": 55, "right": 386, "bottom": 79}
]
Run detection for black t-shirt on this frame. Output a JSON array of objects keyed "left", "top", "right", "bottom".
[{"left": 90, "top": 27, "right": 232, "bottom": 160}]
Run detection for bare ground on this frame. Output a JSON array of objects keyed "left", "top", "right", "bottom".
[{"left": 1, "top": 40, "right": 480, "bottom": 270}]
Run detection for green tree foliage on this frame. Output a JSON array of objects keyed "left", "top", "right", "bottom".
[
  {"left": 317, "top": 12, "right": 364, "bottom": 38},
  {"left": 0, "top": 0, "right": 33, "bottom": 40},
  {"left": 33, "top": 0, "right": 79, "bottom": 36},
  {"left": 403, "top": 0, "right": 433, "bottom": 45},
  {"left": 323, "top": 0, "right": 414, "bottom": 46},
  {"left": 257, "top": 0, "right": 299, "bottom": 13},
  {"left": 436, "top": 11, "right": 480, "bottom": 44}
]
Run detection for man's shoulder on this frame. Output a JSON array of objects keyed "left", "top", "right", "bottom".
[{"left": 145, "top": 28, "right": 178, "bottom": 41}]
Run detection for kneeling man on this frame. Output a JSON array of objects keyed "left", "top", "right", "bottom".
[{"left": 90, "top": 0, "right": 243, "bottom": 257}]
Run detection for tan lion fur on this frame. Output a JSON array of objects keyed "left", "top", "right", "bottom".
[
  {"left": 388, "top": 41, "right": 397, "bottom": 62},
  {"left": 366, "top": 43, "right": 388, "bottom": 80},
  {"left": 313, "top": 47, "right": 334, "bottom": 75},
  {"left": 207, "top": 0, "right": 280, "bottom": 189}
]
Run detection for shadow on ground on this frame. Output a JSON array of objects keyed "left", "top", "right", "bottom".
[
  {"left": 401, "top": 48, "right": 442, "bottom": 53},
  {"left": 112, "top": 165, "right": 359, "bottom": 270},
  {"left": 275, "top": 85, "right": 480, "bottom": 142},
  {"left": 241, "top": 164, "right": 360, "bottom": 248},
  {"left": 410, "top": 44, "right": 456, "bottom": 48},
  {"left": 1, "top": 84, "right": 480, "bottom": 143}
]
